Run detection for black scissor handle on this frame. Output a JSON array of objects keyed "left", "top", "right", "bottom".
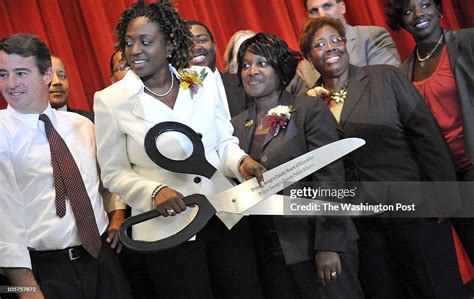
[
  {"left": 144, "top": 121, "right": 216, "bottom": 179},
  {"left": 119, "top": 122, "right": 218, "bottom": 252},
  {"left": 119, "top": 194, "right": 216, "bottom": 252}
]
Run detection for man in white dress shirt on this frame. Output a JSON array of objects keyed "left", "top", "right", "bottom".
[
  {"left": 0, "top": 33, "right": 131, "bottom": 299},
  {"left": 187, "top": 20, "right": 247, "bottom": 118},
  {"left": 287, "top": 0, "right": 401, "bottom": 95}
]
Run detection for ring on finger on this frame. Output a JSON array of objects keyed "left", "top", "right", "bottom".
[
  {"left": 166, "top": 208, "right": 176, "bottom": 216},
  {"left": 330, "top": 271, "right": 337, "bottom": 278}
]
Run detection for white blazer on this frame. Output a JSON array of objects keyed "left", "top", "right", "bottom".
[{"left": 94, "top": 65, "right": 245, "bottom": 241}]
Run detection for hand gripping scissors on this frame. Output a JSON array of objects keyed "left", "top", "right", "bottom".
[{"left": 119, "top": 121, "right": 365, "bottom": 252}]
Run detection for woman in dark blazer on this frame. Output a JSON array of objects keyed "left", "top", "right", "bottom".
[
  {"left": 231, "top": 33, "right": 362, "bottom": 299},
  {"left": 299, "top": 16, "right": 466, "bottom": 298},
  {"left": 386, "top": 0, "right": 474, "bottom": 265}
]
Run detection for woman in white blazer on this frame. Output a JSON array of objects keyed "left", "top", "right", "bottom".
[{"left": 94, "top": 1, "right": 264, "bottom": 298}]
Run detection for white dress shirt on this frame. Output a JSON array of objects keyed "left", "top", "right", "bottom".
[
  {"left": 0, "top": 104, "right": 108, "bottom": 269},
  {"left": 213, "top": 69, "right": 231, "bottom": 120}
]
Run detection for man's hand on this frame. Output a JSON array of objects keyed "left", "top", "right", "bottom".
[
  {"left": 239, "top": 156, "right": 266, "bottom": 186},
  {"left": 106, "top": 209, "right": 126, "bottom": 254},
  {"left": 315, "top": 251, "right": 342, "bottom": 286}
]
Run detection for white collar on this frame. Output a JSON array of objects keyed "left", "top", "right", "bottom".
[
  {"left": 57, "top": 105, "right": 68, "bottom": 111},
  {"left": 7, "top": 103, "right": 55, "bottom": 130}
]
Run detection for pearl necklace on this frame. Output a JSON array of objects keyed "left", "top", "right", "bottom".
[
  {"left": 144, "top": 66, "right": 174, "bottom": 97},
  {"left": 416, "top": 35, "right": 443, "bottom": 67}
]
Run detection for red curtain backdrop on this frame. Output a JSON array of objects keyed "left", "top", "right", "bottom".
[{"left": 0, "top": 0, "right": 471, "bottom": 110}]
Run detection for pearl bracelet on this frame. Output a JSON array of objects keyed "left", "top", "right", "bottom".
[{"left": 151, "top": 184, "right": 168, "bottom": 202}]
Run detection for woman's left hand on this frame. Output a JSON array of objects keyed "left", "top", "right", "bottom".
[
  {"left": 239, "top": 156, "right": 266, "bottom": 186},
  {"left": 315, "top": 251, "right": 342, "bottom": 286}
]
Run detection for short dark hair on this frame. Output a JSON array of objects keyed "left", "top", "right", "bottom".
[
  {"left": 114, "top": 0, "right": 193, "bottom": 70},
  {"left": 385, "top": 0, "right": 443, "bottom": 31},
  {"left": 237, "top": 33, "right": 301, "bottom": 89},
  {"left": 0, "top": 33, "right": 52, "bottom": 74},
  {"left": 186, "top": 20, "right": 215, "bottom": 43},
  {"left": 299, "top": 17, "right": 346, "bottom": 60}
]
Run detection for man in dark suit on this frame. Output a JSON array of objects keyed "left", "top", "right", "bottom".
[
  {"left": 186, "top": 20, "right": 247, "bottom": 118},
  {"left": 49, "top": 55, "right": 94, "bottom": 122}
]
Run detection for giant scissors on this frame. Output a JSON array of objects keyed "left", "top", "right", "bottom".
[{"left": 119, "top": 121, "right": 365, "bottom": 252}]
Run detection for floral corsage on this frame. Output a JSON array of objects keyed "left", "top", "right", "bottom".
[
  {"left": 265, "top": 105, "right": 296, "bottom": 136},
  {"left": 307, "top": 86, "right": 330, "bottom": 104},
  {"left": 177, "top": 68, "right": 208, "bottom": 98},
  {"left": 307, "top": 85, "right": 347, "bottom": 105}
]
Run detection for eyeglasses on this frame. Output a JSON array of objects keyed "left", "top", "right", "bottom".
[
  {"left": 112, "top": 65, "right": 130, "bottom": 74},
  {"left": 311, "top": 36, "right": 346, "bottom": 50}
]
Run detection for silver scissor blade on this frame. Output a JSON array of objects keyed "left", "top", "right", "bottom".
[
  {"left": 262, "top": 137, "right": 365, "bottom": 184},
  {"left": 210, "top": 138, "right": 365, "bottom": 218}
]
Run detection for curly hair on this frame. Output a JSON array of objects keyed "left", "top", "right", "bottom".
[
  {"left": 114, "top": 0, "right": 193, "bottom": 70},
  {"left": 385, "top": 0, "right": 443, "bottom": 31},
  {"left": 299, "top": 17, "right": 346, "bottom": 60},
  {"left": 0, "top": 33, "right": 51, "bottom": 74},
  {"left": 237, "top": 33, "right": 301, "bottom": 90}
]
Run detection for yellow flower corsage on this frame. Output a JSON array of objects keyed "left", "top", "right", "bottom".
[{"left": 177, "top": 68, "right": 208, "bottom": 98}]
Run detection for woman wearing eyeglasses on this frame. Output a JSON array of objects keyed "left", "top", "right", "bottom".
[
  {"left": 109, "top": 48, "right": 130, "bottom": 83},
  {"left": 300, "top": 17, "right": 466, "bottom": 298}
]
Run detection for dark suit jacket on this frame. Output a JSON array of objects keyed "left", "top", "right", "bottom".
[
  {"left": 232, "top": 90, "right": 358, "bottom": 265},
  {"left": 334, "top": 64, "right": 457, "bottom": 183},
  {"left": 401, "top": 28, "right": 474, "bottom": 165},
  {"left": 67, "top": 106, "right": 94, "bottom": 123},
  {"left": 220, "top": 72, "right": 247, "bottom": 117}
]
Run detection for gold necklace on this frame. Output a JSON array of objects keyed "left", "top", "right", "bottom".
[
  {"left": 322, "top": 83, "right": 348, "bottom": 103},
  {"left": 416, "top": 35, "right": 443, "bottom": 67},
  {"left": 256, "top": 111, "right": 268, "bottom": 130}
]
